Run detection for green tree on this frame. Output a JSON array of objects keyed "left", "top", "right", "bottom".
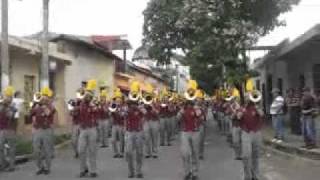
[{"left": 143, "top": 0, "right": 300, "bottom": 93}]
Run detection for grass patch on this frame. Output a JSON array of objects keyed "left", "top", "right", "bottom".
[{"left": 15, "top": 133, "right": 71, "bottom": 156}]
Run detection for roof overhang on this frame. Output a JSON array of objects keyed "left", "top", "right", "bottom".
[{"left": 0, "top": 36, "right": 72, "bottom": 65}]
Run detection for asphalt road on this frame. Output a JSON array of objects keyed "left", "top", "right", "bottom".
[{"left": 1, "top": 119, "right": 319, "bottom": 180}]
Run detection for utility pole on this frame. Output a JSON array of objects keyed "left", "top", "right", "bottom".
[
  {"left": 175, "top": 64, "right": 179, "bottom": 93},
  {"left": 40, "top": 0, "right": 50, "bottom": 88},
  {"left": 1, "top": 0, "right": 10, "bottom": 90}
]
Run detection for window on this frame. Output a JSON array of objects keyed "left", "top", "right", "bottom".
[
  {"left": 256, "top": 80, "right": 261, "bottom": 91},
  {"left": 299, "top": 74, "right": 305, "bottom": 89},
  {"left": 57, "top": 41, "right": 66, "bottom": 53},
  {"left": 313, "top": 64, "right": 320, "bottom": 89},
  {"left": 277, "top": 78, "right": 283, "bottom": 95},
  {"left": 49, "top": 72, "right": 56, "bottom": 92}
]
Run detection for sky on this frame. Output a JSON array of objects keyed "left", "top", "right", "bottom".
[{"left": 1, "top": 0, "right": 320, "bottom": 59}]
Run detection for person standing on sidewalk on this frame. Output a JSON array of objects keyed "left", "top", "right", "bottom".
[
  {"left": 300, "top": 87, "right": 318, "bottom": 149},
  {"left": 286, "top": 88, "right": 302, "bottom": 135},
  {"left": 270, "top": 88, "right": 285, "bottom": 143},
  {"left": 78, "top": 80, "right": 99, "bottom": 178},
  {"left": 238, "top": 91, "right": 264, "bottom": 180},
  {"left": 31, "top": 87, "right": 56, "bottom": 175},
  {"left": 0, "top": 87, "right": 17, "bottom": 172}
]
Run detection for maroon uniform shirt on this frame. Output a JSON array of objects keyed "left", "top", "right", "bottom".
[
  {"left": 79, "top": 102, "right": 97, "bottom": 128},
  {"left": 99, "top": 102, "right": 110, "bottom": 120},
  {"left": 125, "top": 106, "right": 144, "bottom": 132},
  {"left": 31, "top": 104, "right": 55, "bottom": 129},
  {"left": 0, "top": 105, "right": 14, "bottom": 130},
  {"left": 181, "top": 106, "right": 201, "bottom": 132},
  {"left": 240, "top": 104, "right": 263, "bottom": 133},
  {"left": 144, "top": 106, "right": 158, "bottom": 121}
]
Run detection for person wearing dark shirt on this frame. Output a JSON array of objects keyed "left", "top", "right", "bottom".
[
  {"left": 238, "top": 94, "right": 264, "bottom": 180},
  {"left": 111, "top": 92, "right": 126, "bottom": 159},
  {"left": 68, "top": 90, "right": 83, "bottom": 159},
  {"left": 97, "top": 90, "right": 111, "bottom": 148},
  {"left": 300, "top": 88, "right": 317, "bottom": 149},
  {"left": 125, "top": 100, "right": 145, "bottom": 178},
  {"left": 0, "top": 86, "right": 17, "bottom": 172},
  {"left": 78, "top": 87, "right": 99, "bottom": 178},
  {"left": 143, "top": 103, "right": 160, "bottom": 159},
  {"left": 159, "top": 97, "right": 172, "bottom": 146},
  {"left": 178, "top": 100, "right": 203, "bottom": 180},
  {"left": 286, "top": 88, "right": 302, "bottom": 135},
  {"left": 31, "top": 87, "right": 56, "bottom": 175}
]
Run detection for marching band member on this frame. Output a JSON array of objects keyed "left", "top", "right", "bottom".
[
  {"left": 159, "top": 88, "right": 171, "bottom": 146},
  {"left": 125, "top": 81, "right": 145, "bottom": 178},
  {"left": 196, "top": 89, "right": 207, "bottom": 160},
  {"left": 238, "top": 89, "right": 264, "bottom": 180},
  {"left": 0, "top": 87, "right": 17, "bottom": 172},
  {"left": 31, "top": 87, "right": 56, "bottom": 175},
  {"left": 142, "top": 84, "right": 160, "bottom": 158},
  {"left": 97, "top": 89, "right": 111, "bottom": 148},
  {"left": 78, "top": 80, "right": 99, "bottom": 178},
  {"left": 178, "top": 80, "right": 203, "bottom": 180},
  {"left": 229, "top": 88, "right": 242, "bottom": 160},
  {"left": 68, "top": 87, "right": 85, "bottom": 158},
  {"left": 110, "top": 88, "right": 125, "bottom": 158}
]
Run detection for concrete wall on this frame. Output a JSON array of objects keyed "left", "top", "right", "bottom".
[{"left": 61, "top": 40, "right": 115, "bottom": 101}]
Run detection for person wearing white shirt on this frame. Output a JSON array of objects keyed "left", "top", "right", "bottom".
[{"left": 270, "top": 88, "right": 285, "bottom": 143}]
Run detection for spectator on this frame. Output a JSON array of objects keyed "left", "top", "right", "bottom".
[
  {"left": 12, "top": 91, "right": 24, "bottom": 129},
  {"left": 285, "top": 88, "right": 301, "bottom": 135},
  {"left": 270, "top": 88, "right": 285, "bottom": 143},
  {"left": 300, "top": 87, "right": 317, "bottom": 149}
]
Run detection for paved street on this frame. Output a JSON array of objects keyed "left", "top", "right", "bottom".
[{"left": 1, "top": 120, "right": 320, "bottom": 180}]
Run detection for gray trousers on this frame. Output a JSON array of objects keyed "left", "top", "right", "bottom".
[
  {"left": 199, "top": 122, "right": 207, "bottom": 158},
  {"left": 111, "top": 125, "right": 125, "bottom": 155},
  {"left": 181, "top": 131, "right": 200, "bottom": 176},
  {"left": 78, "top": 127, "right": 98, "bottom": 173},
  {"left": 241, "top": 131, "right": 262, "bottom": 180},
  {"left": 98, "top": 119, "right": 111, "bottom": 146},
  {"left": 71, "top": 124, "right": 80, "bottom": 156},
  {"left": 0, "top": 129, "right": 16, "bottom": 170},
  {"left": 223, "top": 115, "right": 232, "bottom": 135},
  {"left": 125, "top": 131, "right": 144, "bottom": 175},
  {"left": 32, "top": 128, "right": 52, "bottom": 171},
  {"left": 232, "top": 126, "right": 242, "bottom": 158},
  {"left": 143, "top": 121, "right": 160, "bottom": 156},
  {"left": 160, "top": 117, "right": 171, "bottom": 145}
]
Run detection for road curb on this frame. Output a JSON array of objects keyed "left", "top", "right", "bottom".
[
  {"left": 15, "top": 140, "right": 71, "bottom": 165},
  {"left": 263, "top": 138, "right": 320, "bottom": 160}
]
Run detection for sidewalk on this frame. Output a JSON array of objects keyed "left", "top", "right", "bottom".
[{"left": 262, "top": 126, "right": 320, "bottom": 160}]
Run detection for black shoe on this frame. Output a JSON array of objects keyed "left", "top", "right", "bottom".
[
  {"left": 160, "top": 143, "right": 165, "bottom": 146},
  {"left": 192, "top": 175, "right": 198, "bottom": 180},
  {"left": 113, "top": 154, "right": 119, "bottom": 158},
  {"left": 74, "top": 153, "right": 79, "bottom": 159},
  {"left": 136, "top": 173, "right": 144, "bottom": 178},
  {"left": 79, "top": 170, "right": 89, "bottom": 178},
  {"left": 153, "top": 155, "right": 158, "bottom": 159},
  {"left": 199, "top": 156, "right": 204, "bottom": 160},
  {"left": 184, "top": 173, "right": 192, "bottom": 180},
  {"left": 118, "top": 154, "right": 124, "bottom": 158},
  {"left": 5, "top": 167, "right": 15, "bottom": 172},
  {"left": 128, "top": 173, "right": 135, "bottom": 178},
  {"left": 145, "top": 155, "right": 151, "bottom": 159},
  {"left": 100, "top": 145, "right": 108, "bottom": 148},
  {"left": 36, "top": 169, "right": 44, "bottom": 175},
  {"left": 235, "top": 157, "right": 242, "bottom": 160},
  {"left": 89, "top": 173, "right": 98, "bottom": 178},
  {"left": 43, "top": 169, "right": 50, "bottom": 175},
  {"left": 167, "top": 143, "right": 172, "bottom": 146}
]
